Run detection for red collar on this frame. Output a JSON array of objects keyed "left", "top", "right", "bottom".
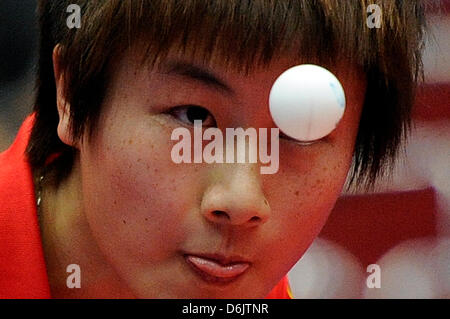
[{"left": 0, "top": 114, "right": 51, "bottom": 298}]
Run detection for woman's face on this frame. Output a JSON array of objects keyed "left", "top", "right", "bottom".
[{"left": 72, "top": 49, "right": 365, "bottom": 298}]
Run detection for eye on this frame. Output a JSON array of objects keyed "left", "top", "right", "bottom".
[{"left": 168, "top": 105, "right": 217, "bottom": 127}]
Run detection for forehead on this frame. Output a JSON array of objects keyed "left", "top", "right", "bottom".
[{"left": 111, "top": 0, "right": 375, "bottom": 74}]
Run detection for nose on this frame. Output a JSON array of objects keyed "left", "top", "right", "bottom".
[{"left": 200, "top": 164, "right": 271, "bottom": 228}]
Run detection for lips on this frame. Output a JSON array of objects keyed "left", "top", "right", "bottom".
[{"left": 184, "top": 253, "right": 250, "bottom": 284}]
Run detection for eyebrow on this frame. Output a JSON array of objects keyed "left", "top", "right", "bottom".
[{"left": 160, "top": 60, "right": 235, "bottom": 96}]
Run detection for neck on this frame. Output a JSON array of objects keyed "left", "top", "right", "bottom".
[{"left": 37, "top": 155, "right": 135, "bottom": 298}]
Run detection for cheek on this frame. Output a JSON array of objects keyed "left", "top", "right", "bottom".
[
  {"left": 78, "top": 116, "right": 195, "bottom": 261},
  {"left": 260, "top": 141, "right": 353, "bottom": 278}
]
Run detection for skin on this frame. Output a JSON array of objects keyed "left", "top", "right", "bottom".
[{"left": 39, "top": 46, "right": 366, "bottom": 298}]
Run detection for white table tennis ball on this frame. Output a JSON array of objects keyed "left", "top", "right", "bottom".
[{"left": 269, "top": 64, "right": 346, "bottom": 143}]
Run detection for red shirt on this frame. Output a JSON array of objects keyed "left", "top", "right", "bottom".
[{"left": 0, "top": 115, "right": 291, "bottom": 299}]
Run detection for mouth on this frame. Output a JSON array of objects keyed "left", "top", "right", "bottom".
[{"left": 183, "top": 253, "right": 251, "bottom": 285}]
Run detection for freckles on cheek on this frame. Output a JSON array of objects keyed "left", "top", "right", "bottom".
[
  {"left": 89, "top": 138, "right": 188, "bottom": 256},
  {"left": 105, "top": 142, "right": 159, "bottom": 213},
  {"left": 279, "top": 155, "right": 347, "bottom": 207},
  {"left": 264, "top": 159, "right": 348, "bottom": 255},
  {"left": 264, "top": 161, "right": 348, "bottom": 272},
  {"left": 105, "top": 136, "right": 184, "bottom": 216}
]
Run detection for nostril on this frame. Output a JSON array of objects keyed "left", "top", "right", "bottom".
[
  {"left": 250, "top": 216, "right": 260, "bottom": 222},
  {"left": 207, "top": 210, "right": 264, "bottom": 225},
  {"left": 212, "top": 210, "right": 230, "bottom": 220}
]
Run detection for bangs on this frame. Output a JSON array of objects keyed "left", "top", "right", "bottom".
[
  {"left": 116, "top": 0, "right": 376, "bottom": 72},
  {"left": 62, "top": 0, "right": 424, "bottom": 81}
]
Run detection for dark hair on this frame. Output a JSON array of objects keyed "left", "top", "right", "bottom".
[{"left": 27, "top": 0, "right": 428, "bottom": 189}]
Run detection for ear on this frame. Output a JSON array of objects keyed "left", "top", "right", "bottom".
[{"left": 53, "top": 45, "right": 79, "bottom": 149}]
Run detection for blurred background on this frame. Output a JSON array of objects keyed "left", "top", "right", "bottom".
[
  {"left": 0, "top": 0, "right": 37, "bottom": 150},
  {"left": 1, "top": 0, "right": 449, "bottom": 298},
  {"left": 289, "top": 2, "right": 450, "bottom": 299}
]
